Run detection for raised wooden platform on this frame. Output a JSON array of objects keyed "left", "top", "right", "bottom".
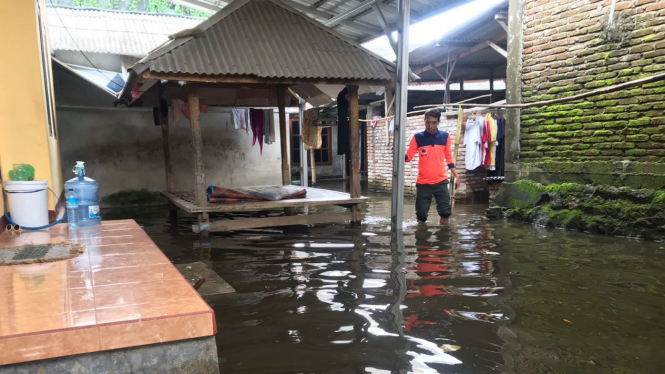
[
  {"left": 163, "top": 186, "right": 368, "bottom": 232},
  {"left": 163, "top": 186, "right": 369, "bottom": 213}
]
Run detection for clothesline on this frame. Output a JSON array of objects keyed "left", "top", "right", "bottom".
[
  {"left": 412, "top": 94, "right": 492, "bottom": 109},
  {"left": 357, "top": 71, "right": 665, "bottom": 123}
]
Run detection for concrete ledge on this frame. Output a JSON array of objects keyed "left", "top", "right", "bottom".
[
  {"left": 506, "top": 161, "right": 665, "bottom": 190},
  {"left": 0, "top": 336, "right": 219, "bottom": 374}
]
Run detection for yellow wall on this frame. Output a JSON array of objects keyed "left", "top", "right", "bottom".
[{"left": 0, "top": 0, "right": 62, "bottom": 212}]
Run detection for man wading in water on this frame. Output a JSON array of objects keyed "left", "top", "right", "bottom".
[{"left": 405, "top": 109, "right": 460, "bottom": 225}]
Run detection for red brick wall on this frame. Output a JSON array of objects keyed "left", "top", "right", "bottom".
[
  {"left": 367, "top": 114, "right": 488, "bottom": 201},
  {"left": 520, "top": 0, "right": 665, "bottom": 162}
]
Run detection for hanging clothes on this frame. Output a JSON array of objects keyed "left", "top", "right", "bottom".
[
  {"left": 464, "top": 116, "right": 483, "bottom": 170},
  {"left": 481, "top": 114, "right": 492, "bottom": 168},
  {"left": 488, "top": 115, "right": 498, "bottom": 171},
  {"left": 249, "top": 109, "right": 264, "bottom": 154},
  {"left": 488, "top": 118, "right": 506, "bottom": 177},
  {"left": 337, "top": 88, "right": 350, "bottom": 156},
  {"left": 302, "top": 109, "right": 322, "bottom": 150},
  {"left": 370, "top": 116, "right": 381, "bottom": 127},
  {"left": 263, "top": 109, "right": 275, "bottom": 144},
  {"left": 172, "top": 99, "right": 208, "bottom": 121},
  {"left": 389, "top": 118, "right": 395, "bottom": 133},
  {"left": 232, "top": 108, "right": 250, "bottom": 132}
]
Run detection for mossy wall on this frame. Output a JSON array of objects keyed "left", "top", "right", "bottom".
[
  {"left": 520, "top": 0, "right": 665, "bottom": 162},
  {"left": 495, "top": 0, "right": 665, "bottom": 241},
  {"left": 492, "top": 180, "right": 665, "bottom": 241}
]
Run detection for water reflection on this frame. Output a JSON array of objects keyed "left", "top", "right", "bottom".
[{"left": 103, "top": 197, "right": 665, "bottom": 374}]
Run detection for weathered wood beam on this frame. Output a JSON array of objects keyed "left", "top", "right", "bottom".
[
  {"left": 277, "top": 85, "right": 291, "bottom": 186},
  {"left": 486, "top": 40, "right": 508, "bottom": 58},
  {"left": 186, "top": 85, "right": 207, "bottom": 207},
  {"left": 193, "top": 212, "right": 360, "bottom": 233},
  {"left": 143, "top": 72, "right": 394, "bottom": 88},
  {"left": 159, "top": 84, "right": 175, "bottom": 192},
  {"left": 413, "top": 35, "right": 506, "bottom": 75},
  {"left": 348, "top": 85, "right": 361, "bottom": 200}
]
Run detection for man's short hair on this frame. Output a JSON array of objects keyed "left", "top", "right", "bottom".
[{"left": 424, "top": 109, "right": 441, "bottom": 121}]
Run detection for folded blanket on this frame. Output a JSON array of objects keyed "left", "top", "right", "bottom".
[{"left": 207, "top": 186, "right": 307, "bottom": 204}]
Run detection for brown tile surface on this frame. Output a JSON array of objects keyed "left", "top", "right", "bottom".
[{"left": 0, "top": 220, "right": 215, "bottom": 365}]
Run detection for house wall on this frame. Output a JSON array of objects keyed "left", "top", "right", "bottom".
[
  {"left": 367, "top": 114, "right": 488, "bottom": 201},
  {"left": 0, "top": 0, "right": 62, "bottom": 214},
  {"left": 54, "top": 68, "right": 282, "bottom": 199}
]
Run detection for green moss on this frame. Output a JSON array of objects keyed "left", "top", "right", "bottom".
[
  {"left": 101, "top": 189, "right": 167, "bottom": 207},
  {"left": 629, "top": 117, "right": 652, "bottom": 127}
]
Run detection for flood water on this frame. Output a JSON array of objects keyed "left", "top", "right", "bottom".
[{"left": 104, "top": 186, "right": 665, "bottom": 374}]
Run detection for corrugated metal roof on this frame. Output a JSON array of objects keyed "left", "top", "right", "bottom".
[
  {"left": 47, "top": 5, "right": 202, "bottom": 57},
  {"left": 133, "top": 0, "right": 394, "bottom": 81}
]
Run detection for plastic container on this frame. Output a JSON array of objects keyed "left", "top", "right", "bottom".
[
  {"left": 66, "top": 189, "right": 79, "bottom": 230},
  {"left": 4, "top": 180, "right": 49, "bottom": 228},
  {"left": 64, "top": 161, "right": 101, "bottom": 227}
]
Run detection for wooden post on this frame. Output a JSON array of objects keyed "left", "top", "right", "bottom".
[
  {"left": 310, "top": 150, "right": 317, "bottom": 185},
  {"left": 277, "top": 86, "right": 290, "bottom": 186},
  {"left": 160, "top": 107, "right": 175, "bottom": 193},
  {"left": 348, "top": 85, "right": 362, "bottom": 225},
  {"left": 489, "top": 68, "right": 495, "bottom": 104},
  {"left": 187, "top": 85, "right": 207, "bottom": 207},
  {"left": 459, "top": 78, "right": 464, "bottom": 103},
  {"left": 445, "top": 80, "right": 451, "bottom": 105}
]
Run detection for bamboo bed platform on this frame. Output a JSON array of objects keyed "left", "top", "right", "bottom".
[{"left": 163, "top": 186, "right": 368, "bottom": 233}]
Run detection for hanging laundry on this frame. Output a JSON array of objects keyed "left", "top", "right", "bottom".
[
  {"left": 263, "top": 109, "right": 275, "bottom": 145},
  {"left": 389, "top": 118, "right": 395, "bottom": 133},
  {"left": 488, "top": 115, "right": 498, "bottom": 171},
  {"left": 171, "top": 99, "right": 208, "bottom": 121},
  {"left": 464, "top": 116, "right": 483, "bottom": 170},
  {"left": 370, "top": 116, "right": 381, "bottom": 127},
  {"left": 337, "top": 88, "right": 350, "bottom": 156},
  {"left": 172, "top": 99, "right": 187, "bottom": 121},
  {"left": 249, "top": 109, "right": 264, "bottom": 155},
  {"left": 481, "top": 114, "right": 492, "bottom": 168},
  {"left": 232, "top": 108, "right": 250, "bottom": 132},
  {"left": 488, "top": 118, "right": 506, "bottom": 177},
  {"left": 302, "top": 109, "right": 322, "bottom": 150}
]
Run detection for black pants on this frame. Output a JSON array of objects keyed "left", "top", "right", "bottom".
[{"left": 416, "top": 181, "right": 451, "bottom": 222}]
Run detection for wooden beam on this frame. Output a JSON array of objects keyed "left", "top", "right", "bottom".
[
  {"left": 348, "top": 85, "right": 361, "bottom": 201},
  {"left": 142, "top": 72, "right": 394, "bottom": 89},
  {"left": 285, "top": 1, "right": 383, "bottom": 36},
  {"left": 160, "top": 100, "right": 175, "bottom": 193},
  {"left": 193, "top": 212, "right": 361, "bottom": 233},
  {"left": 486, "top": 40, "right": 508, "bottom": 58},
  {"left": 324, "top": 0, "right": 378, "bottom": 27},
  {"left": 413, "top": 36, "right": 506, "bottom": 75},
  {"left": 310, "top": 150, "right": 317, "bottom": 185},
  {"left": 489, "top": 67, "right": 494, "bottom": 103},
  {"left": 186, "top": 85, "right": 207, "bottom": 207},
  {"left": 277, "top": 86, "right": 291, "bottom": 186},
  {"left": 497, "top": 20, "right": 508, "bottom": 33}
]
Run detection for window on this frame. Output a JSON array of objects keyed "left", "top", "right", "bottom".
[{"left": 290, "top": 119, "right": 332, "bottom": 166}]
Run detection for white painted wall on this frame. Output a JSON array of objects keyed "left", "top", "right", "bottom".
[{"left": 54, "top": 68, "right": 282, "bottom": 198}]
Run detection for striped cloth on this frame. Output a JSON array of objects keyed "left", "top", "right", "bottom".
[{"left": 206, "top": 186, "right": 307, "bottom": 204}]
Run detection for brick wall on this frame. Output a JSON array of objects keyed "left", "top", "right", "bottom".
[
  {"left": 520, "top": 0, "right": 665, "bottom": 162},
  {"left": 367, "top": 114, "right": 489, "bottom": 201}
]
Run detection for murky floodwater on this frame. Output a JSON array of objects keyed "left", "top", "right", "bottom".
[{"left": 104, "top": 186, "right": 665, "bottom": 374}]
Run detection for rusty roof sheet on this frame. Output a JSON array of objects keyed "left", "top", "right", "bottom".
[
  {"left": 132, "top": 0, "right": 394, "bottom": 81},
  {"left": 47, "top": 5, "right": 202, "bottom": 57}
]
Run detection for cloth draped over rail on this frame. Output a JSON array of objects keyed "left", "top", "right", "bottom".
[
  {"left": 206, "top": 185, "right": 307, "bottom": 204},
  {"left": 302, "top": 109, "right": 322, "bottom": 150},
  {"left": 231, "top": 108, "right": 276, "bottom": 153}
]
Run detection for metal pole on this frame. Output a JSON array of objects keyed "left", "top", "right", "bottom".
[
  {"left": 390, "top": 0, "right": 410, "bottom": 231},
  {"left": 299, "top": 98, "right": 308, "bottom": 188}
]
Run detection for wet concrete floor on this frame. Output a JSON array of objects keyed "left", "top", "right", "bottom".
[{"left": 104, "top": 188, "right": 665, "bottom": 373}]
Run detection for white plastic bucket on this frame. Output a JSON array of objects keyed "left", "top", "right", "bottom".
[{"left": 4, "top": 181, "right": 49, "bottom": 228}]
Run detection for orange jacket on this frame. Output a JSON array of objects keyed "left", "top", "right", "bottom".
[{"left": 406, "top": 130, "right": 455, "bottom": 185}]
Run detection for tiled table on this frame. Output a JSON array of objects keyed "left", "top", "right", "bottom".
[{"left": 0, "top": 220, "right": 216, "bottom": 366}]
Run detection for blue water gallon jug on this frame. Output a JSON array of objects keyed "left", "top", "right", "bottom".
[{"left": 64, "top": 161, "right": 101, "bottom": 227}]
